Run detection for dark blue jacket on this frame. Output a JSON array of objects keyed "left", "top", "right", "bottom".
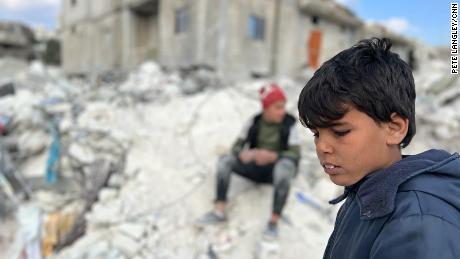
[{"left": 324, "top": 149, "right": 460, "bottom": 259}]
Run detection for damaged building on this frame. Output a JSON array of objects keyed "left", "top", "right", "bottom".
[
  {"left": 60, "top": 0, "right": 416, "bottom": 80},
  {"left": 0, "top": 22, "right": 36, "bottom": 61},
  {"left": 0, "top": 21, "right": 61, "bottom": 65}
]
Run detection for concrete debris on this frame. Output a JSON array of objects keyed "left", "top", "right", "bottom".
[
  {"left": 0, "top": 58, "right": 29, "bottom": 80},
  {"left": 181, "top": 65, "right": 221, "bottom": 95},
  {"left": 111, "top": 231, "right": 141, "bottom": 257},
  {"left": 9, "top": 205, "right": 42, "bottom": 259},
  {"left": 0, "top": 56, "right": 457, "bottom": 259},
  {"left": 0, "top": 81, "right": 15, "bottom": 98},
  {"left": 255, "top": 240, "right": 281, "bottom": 259}
]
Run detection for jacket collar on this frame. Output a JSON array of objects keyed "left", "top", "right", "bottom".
[{"left": 329, "top": 149, "right": 456, "bottom": 220}]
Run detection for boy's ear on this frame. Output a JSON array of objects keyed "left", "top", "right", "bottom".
[{"left": 386, "top": 113, "right": 409, "bottom": 146}]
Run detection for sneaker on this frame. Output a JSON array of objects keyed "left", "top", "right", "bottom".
[
  {"left": 262, "top": 221, "right": 279, "bottom": 240},
  {"left": 196, "top": 211, "right": 226, "bottom": 226}
]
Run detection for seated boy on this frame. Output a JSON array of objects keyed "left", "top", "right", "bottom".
[
  {"left": 297, "top": 38, "right": 460, "bottom": 259},
  {"left": 198, "top": 83, "right": 300, "bottom": 239}
]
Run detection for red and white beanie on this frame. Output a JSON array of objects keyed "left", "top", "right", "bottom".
[{"left": 259, "top": 83, "right": 286, "bottom": 109}]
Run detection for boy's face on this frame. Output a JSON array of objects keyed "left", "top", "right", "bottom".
[
  {"left": 311, "top": 106, "right": 402, "bottom": 186},
  {"left": 263, "top": 100, "right": 286, "bottom": 123}
]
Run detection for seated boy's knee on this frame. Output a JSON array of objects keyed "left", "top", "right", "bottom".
[
  {"left": 218, "top": 153, "right": 237, "bottom": 163},
  {"left": 274, "top": 158, "right": 297, "bottom": 183},
  {"left": 275, "top": 158, "right": 296, "bottom": 173},
  {"left": 217, "top": 154, "right": 237, "bottom": 171}
]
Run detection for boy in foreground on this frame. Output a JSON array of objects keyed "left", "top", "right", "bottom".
[{"left": 298, "top": 38, "right": 460, "bottom": 259}]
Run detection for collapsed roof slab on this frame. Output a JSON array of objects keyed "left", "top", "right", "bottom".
[{"left": 298, "top": 0, "right": 362, "bottom": 27}]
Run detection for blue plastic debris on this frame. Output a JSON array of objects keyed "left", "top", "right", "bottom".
[
  {"left": 45, "top": 118, "right": 60, "bottom": 183},
  {"left": 295, "top": 191, "right": 322, "bottom": 211}
]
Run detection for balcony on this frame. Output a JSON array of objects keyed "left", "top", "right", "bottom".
[{"left": 129, "top": 0, "right": 159, "bottom": 16}]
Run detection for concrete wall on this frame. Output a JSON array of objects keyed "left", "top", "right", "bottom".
[
  {"left": 60, "top": 0, "right": 91, "bottom": 27},
  {"left": 276, "top": 2, "right": 360, "bottom": 78},
  {"left": 61, "top": 0, "right": 124, "bottom": 74},
  {"left": 188, "top": 0, "right": 278, "bottom": 80},
  {"left": 61, "top": 0, "right": 280, "bottom": 79},
  {"left": 313, "top": 18, "right": 358, "bottom": 65},
  {"left": 158, "top": 0, "right": 200, "bottom": 69},
  {"left": 60, "top": 0, "right": 414, "bottom": 79},
  {"left": 274, "top": 0, "right": 300, "bottom": 77},
  {"left": 0, "top": 22, "right": 35, "bottom": 60},
  {"left": 61, "top": 0, "right": 160, "bottom": 74},
  {"left": 120, "top": 4, "right": 159, "bottom": 68},
  {"left": 0, "top": 23, "right": 34, "bottom": 47},
  {"left": 157, "top": 0, "right": 277, "bottom": 80},
  {"left": 227, "top": 0, "right": 276, "bottom": 79}
]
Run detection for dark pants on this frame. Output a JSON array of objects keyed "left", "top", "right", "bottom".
[{"left": 215, "top": 154, "right": 296, "bottom": 215}]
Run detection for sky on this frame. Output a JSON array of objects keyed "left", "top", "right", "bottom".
[
  {"left": 337, "top": 0, "right": 451, "bottom": 46},
  {"left": 0, "top": 0, "right": 451, "bottom": 46},
  {"left": 0, "top": 0, "right": 60, "bottom": 29}
]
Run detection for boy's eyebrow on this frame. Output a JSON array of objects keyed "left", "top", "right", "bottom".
[
  {"left": 308, "top": 121, "right": 351, "bottom": 130},
  {"left": 330, "top": 121, "right": 350, "bottom": 127}
]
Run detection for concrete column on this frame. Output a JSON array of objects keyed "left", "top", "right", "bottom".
[
  {"left": 217, "top": 0, "right": 228, "bottom": 78},
  {"left": 121, "top": 7, "right": 135, "bottom": 68},
  {"left": 196, "top": 0, "right": 208, "bottom": 64}
]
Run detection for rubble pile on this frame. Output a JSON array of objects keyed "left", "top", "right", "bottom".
[
  {"left": 0, "top": 56, "right": 458, "bottom": 259},
  {"left": 409, "top": 61, "right": 460, "bottom": 154}
]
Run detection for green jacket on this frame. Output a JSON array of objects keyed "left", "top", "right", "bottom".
[{"left": 231, "top": 113, "right": 300, "bottom": 163}]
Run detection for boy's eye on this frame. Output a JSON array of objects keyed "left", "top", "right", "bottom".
[
  {"left": 333, "top": 130, "right": 350, "bottom": 137},
  {"left": 309, "top": 129, "right": 319, "bottom": 138}
]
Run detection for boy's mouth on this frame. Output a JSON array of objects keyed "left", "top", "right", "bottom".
[
  {"left": 322, "top": 162, "right": 341, "bottom": 175},
  {"left": 323, "top": 164, "right": 336, "bottom": 169},
  {"left": 322, "top": 162, "right": 339, "bottom": 168}
]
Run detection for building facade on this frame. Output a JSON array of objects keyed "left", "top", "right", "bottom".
[{"left": 60, "top": 0, "right": 414, "bottom": 79}]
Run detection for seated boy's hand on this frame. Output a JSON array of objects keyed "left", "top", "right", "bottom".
[
  {"left": 254, "top": 149, "right": 278, "bottom": 166},
  {"left": 239, "top": 150, "right": 256, "bottom": 163}
]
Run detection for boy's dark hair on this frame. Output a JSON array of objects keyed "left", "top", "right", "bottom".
[{"left": 298, "top": 38, "right": 416, "bottom": 148}]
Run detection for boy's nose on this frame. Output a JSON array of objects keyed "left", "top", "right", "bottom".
[{"left": 316, "top": 137, "right": 334, "bottom": 154}]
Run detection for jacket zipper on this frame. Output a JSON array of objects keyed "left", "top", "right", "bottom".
[{"left": 324, "top": 192, "right": 355, "bottom": 259}]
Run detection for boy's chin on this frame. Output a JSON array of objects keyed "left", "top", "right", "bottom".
[{"left": 329, "top": 175, "right": 361, "bottom": 187}]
